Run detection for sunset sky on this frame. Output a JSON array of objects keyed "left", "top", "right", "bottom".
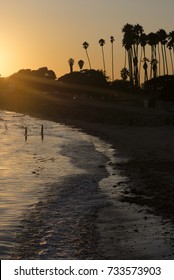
[{"left": 1, "top": 0, "right": 174, "bottom": 80}]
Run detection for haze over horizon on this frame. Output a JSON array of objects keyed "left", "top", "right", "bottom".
[{"left": 1, "top": 0, "right": 174, "bottom": 79}]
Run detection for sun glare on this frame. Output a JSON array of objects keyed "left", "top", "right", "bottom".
[{"left": 0, "top": 46, "right": 13, "bottom": 77}]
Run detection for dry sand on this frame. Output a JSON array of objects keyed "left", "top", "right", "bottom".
[{"left": 1, "top": 90, "right": 174, "bottom": 259}]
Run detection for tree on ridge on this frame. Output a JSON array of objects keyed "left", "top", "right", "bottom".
[
  {"left": 99, "top": 38, "right": 106, "bottom": 73},
  {"left": 82, "top": 41, "right": 92, "bottom": 69},
  {"left": 78, "top": 60, "right": 84, "bottom": 71},
  {"left": 68, "top": 58, "right": 75, "bottom": 73}
]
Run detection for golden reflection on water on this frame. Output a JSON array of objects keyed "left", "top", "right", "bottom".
[
  {"left": 0, "top": 110, "right": 114, "bottom": 259},
  {"left": 0, "top": 111, "right": 86, "bottom": 246}
]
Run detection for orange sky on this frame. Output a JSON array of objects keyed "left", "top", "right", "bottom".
[{"left": 1, "top": 0, "right": 174, "bottom": 80}]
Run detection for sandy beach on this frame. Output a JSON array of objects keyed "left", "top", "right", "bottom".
[{"left": 1, "top": 89, "right": 174, "bottom": 259}]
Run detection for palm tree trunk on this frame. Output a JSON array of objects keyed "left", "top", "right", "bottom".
[
  {"left": 145, "top": 67, "right": 148, "bottom": 82},
  {"left": 139, "top": 48, "right": 143, "bottom": 84},
  {"left": 157, "top": 44, "right": 161, "bottom": 76},
  {"left": 133, "top": 44, "right": 139, "bottom": 87},
  {"left": 169, "top": 49, "right": 174, "bottom": 75},
  {"left": 150, "top": 46, "right": 154, "bottom": 79},
  {"left": 128, "top": 49, "right": 134, "bottom": 86},
  {"left": 101, "top": 46, "right": 106, "bottom": 73},
  {"left": 111, "top": 43, "right": 114, "bottom": 81},
  {"left": 164, "top": 46, "right": 169, "bottom": 75},
  {"left": 161, "top": 44, "right": 166, "bottom": 75},
  {"left": 154, "top": 45, "right": 158, "bottom": 77},
  {"left": 124, "top": 48, "right": 127, "bottom": 68},
  {"left": 143, "top": 46, "right": 148, "bottom": 82},
  {"left": 85, "top": 50, "right": 91, "bottom": 69},
  {"left": 136, "top": 43, "right": 140, "bottom": 87}
]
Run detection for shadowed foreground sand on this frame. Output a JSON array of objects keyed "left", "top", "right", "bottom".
[{"left": 1, "top": 90, "right": 174, "bottom": 259}]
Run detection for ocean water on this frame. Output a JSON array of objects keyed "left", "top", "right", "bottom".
[{"left": 0, "top": 110, "right": 115, "bottom": 259}]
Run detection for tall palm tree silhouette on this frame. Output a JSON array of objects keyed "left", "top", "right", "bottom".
[
  {"left": 99, "top": 38, "right": 106, "bottom": 73},
  {"left": 139, "top": 33, "right": 148, "bottom": 82},
  {"left": 157, "top": 29, "right": 169, "bottom": 75},
  {"left": 68, "top": 58, "right": 74, "bottom": 73},
  {"left": 110, "top": 36, "right": 115, "bottom": 81},
  {"left": 82, "top": 42, "right": 91, "bottom": 69},
  {"left": 122, "top": 23, "right": 134, "bottom": 86},
  {"left": 122, "top": 23, "right": 144, "bottom": 86},
  {"left": 150, "top": 59, "right": 158, "bottom": 79},
  {"left": 167, "top": 31, "right": 174, "bottom": 75},
  {"left": 141, "top": 57, "right": 149, "bottom": 83},
  {"left": 147, "top": 32, "right": 159, "bottom": 79},
  {"left": 78, "top": 60, "right": 84, "bottom": 71},
  {"left": 133, "top": 24, "right": 144, "bottom": 87}
]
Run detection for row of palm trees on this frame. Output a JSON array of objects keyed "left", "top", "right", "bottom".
[
  {"left": 82, "top": 37, "right": 115, "bottom": 81},
  {"left": 68, "top": 37, "right": 115, "bottom": 81},
  {"left": 68, "top": 24, "right": 174, "bottom": 86},
  {"left": 68, "top": 58, "right": 85, "bottom": 73},
  {"left": 122, "top": 24, "right": 174, "bottom": 86}
]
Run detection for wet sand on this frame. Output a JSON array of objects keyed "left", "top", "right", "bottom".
[
  {"left": 71, "top": 123, "right": 174, "bottom": 259},
  {"left": 1, "top": 90, "right": 174, "bottom": 259}
]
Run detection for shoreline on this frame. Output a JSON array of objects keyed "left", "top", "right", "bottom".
[
  {"left": 1, "top": 90, "right": 174, "bottom": 259},
  {"left": 66, "top": 122, "right": 174, "bottom": 259}
]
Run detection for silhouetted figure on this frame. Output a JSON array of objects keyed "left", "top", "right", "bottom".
[
  {"left": 41, "top": 125, "right": 44, "bottom": 141},
  {"left": 24, "top": 127, "right": 27, "bottom": 141}
]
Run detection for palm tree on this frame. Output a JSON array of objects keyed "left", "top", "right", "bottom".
[
  {"left": 68, "top": 58, "right": 74, "bottom": 73},
  {"left": 147, "top": 32, "right": 159, "bottom": 79},
  {"left": 99, "top": 38, "right": 106, "bottom": 73},
  {"left": 133, "top": 24, "right": 144, "bottom": 87},
  {"left": 122, "top": 23, "right": 144, "bottom": 87},
  {"left": 139, "top": 33, "right": 148, "bottom": 82},
  {"left": 82, "top": 41, "right": 91, "bottom": 69},
  {"left": 150, "top": 58, "right": 158, "bottom": 78},
  {"left": 167, "top": 31, "right": 174, "bottom": 75},
  {"left": 169, "top": 31, "right": 174, "bottom": 55},
  {"left": 141, "top": 57, "right": 149, "bottom": 83},
  {"left": 134, "top": 24, "right": 144, "bottom": 48},
  {"left": 110, "top": 36, "right": 115, "bottom": 81},
  {"left": 157, "top": 29, "right": 169, "bottom": 75},
  {"left": 120, "top": 67, "right": 130, "bottom": 81},
  {"left": 78, "top": 60, "right": 84, "bottom": 71},
  {"left": 122, "top": 23, "right": 134, "bottom": 86}
]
